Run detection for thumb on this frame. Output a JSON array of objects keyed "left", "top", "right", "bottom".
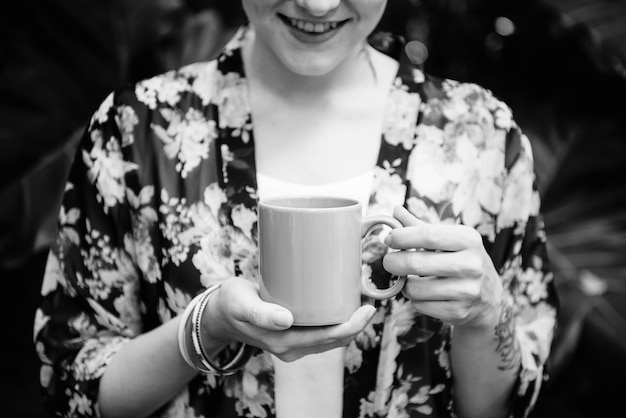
[
  {"left": 232, "top": 283, "right": 294, "bottom": 330},
  {"left": 263, "top": 304, "right": 294, "bottom": 330}
]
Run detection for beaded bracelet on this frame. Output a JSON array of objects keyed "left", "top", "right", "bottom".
[{"left": 178, "top": 284, "right": 253, "bottom": 376}]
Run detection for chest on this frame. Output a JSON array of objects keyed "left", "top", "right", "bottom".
[{"left": 251, "top": 86, "right": 392, "bottom": 185}]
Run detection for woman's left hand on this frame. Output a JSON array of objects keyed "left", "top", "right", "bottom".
[{"left": 382, "top": 206, "right": 504, "bottom": 331}]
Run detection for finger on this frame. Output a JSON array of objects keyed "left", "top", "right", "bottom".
[
  {"left": 339, "top": 304, "right": 377, "bottom": 336},
  {"left": 393, "top": 206, "right": 425, "bottom": 227},
  {"left": 285, "top": 305, "right": 376, "bottom": 350},
  {"left": 226, "top": 282, "right": 294, "bottom": 330},
  {"left": 389, "top": 206, "right": 483, "bottom": 252},
  {"left": 402, "top": 275, "right": 481, "bottom": 302},
  {"left": 294, "top": 339, "right": 352, "bottom": 360},
  {"left": 386, "top": 223, "right": 482, "bottom": 252},
  {"left": 383, "top": 249, "right": 483, "bottom": 278},
  {"left": 409, "top": 300, "right": 473, "bottom": 326},
  {"left": 263, "top": 305, "right": 377, "bottom": 362}
]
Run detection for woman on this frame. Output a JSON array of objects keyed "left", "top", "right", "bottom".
[{"left": 34, "top": 1, "right": 557, "bottom": 417}]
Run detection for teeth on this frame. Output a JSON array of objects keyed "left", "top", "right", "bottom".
[{"left": 288, "top": 18, "right": 339, "bottom": 33}]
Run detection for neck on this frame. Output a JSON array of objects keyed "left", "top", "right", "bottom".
[{"left": 242, "top": 32, "right": 377, "bottom": 102}]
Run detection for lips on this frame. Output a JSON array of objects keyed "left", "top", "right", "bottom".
[{"left": 278, "top": 13, "right": 349, "bottom": 36}]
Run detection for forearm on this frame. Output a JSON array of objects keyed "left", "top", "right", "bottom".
[
  {"left": 98, "top": 315, "right": 225, "bottom": 418},
  {"left": 450, "top": 301, "right": 520, "bottom": 418}
]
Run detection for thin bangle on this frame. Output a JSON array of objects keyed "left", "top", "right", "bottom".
[
  {"left": 181, "top": 284, "right": 253, "bottom": 375},
  {"left": 178, "top": 292, "right": 205, "bottom": 368},
  {"left": 191, "top": 284, "right": 250, "bottom": 375}
]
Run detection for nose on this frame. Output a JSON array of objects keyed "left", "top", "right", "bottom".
[{"left": 295, "top": 0, "right": 341, "bottom": 17}]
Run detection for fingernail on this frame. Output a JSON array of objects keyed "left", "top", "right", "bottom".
[{"left": 272, "top": 310, "right": 293, "bottom": 328}]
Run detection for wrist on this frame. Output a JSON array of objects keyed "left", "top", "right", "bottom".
[
  {"left": 452, "top": 296, "right": 516, "bottom": 352},
  {"left": 178, "top": 284, "right": 253, "bottom": 375},
  {"left": 454, "top": 298, "right": 503, "bottom": 337},
  {"left": 201, "top": 286, "right": 233, "bottom": 353},
  {"left": 456, "top": 267, "right": 506, "bottom": 334}
]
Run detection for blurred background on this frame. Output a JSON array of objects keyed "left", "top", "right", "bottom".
[{"left": 1, "top": 0, "right": 624, "bottom": 417}]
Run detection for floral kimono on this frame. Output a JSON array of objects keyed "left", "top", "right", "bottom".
[{"left": 34, "top": 28, "right": 557, "bottom": 418}]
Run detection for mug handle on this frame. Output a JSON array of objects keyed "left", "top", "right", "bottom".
[{"left": 360, "top": 215, "right": 407, "bottom": 300}]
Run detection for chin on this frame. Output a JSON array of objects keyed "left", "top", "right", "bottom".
[{"left": 281, "top": 55, "right": 342, "bottom": 77}]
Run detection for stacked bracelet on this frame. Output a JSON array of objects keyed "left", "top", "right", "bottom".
[{"left": 178, "top": 284, "right": 253, "bottom": 376}]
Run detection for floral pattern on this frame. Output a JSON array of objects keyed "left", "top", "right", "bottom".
[{"left": 34, "top": 28, "right": 557, "bottom": 418}]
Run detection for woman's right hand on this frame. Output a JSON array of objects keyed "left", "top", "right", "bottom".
[{"left": 204, "top": 277, "right": 377, "bottom": 362}]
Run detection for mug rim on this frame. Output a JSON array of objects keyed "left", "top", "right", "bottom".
[{"left": 258, "top": 195, "right": 360, "bottom": 211}]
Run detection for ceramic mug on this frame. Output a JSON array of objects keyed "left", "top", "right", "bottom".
[{"left": 258, "top": 196, "right": 406, "bottom": 326}]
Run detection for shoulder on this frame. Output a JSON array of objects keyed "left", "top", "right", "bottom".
[
  {"left": 130, "top": 60, "right": 222, "bottom": 110},
  {"left": 395, "top": 60, "right": 517, "bottom": 138},
  {"left": 83, "top": 56, "right": 236, "bottom": 147},
  {"left": 411, "top": 71, "right": 522, "bottom": 159},
  {"left": 95, "top": 43, "right": 249, "bottom": 119},
  {"left": 427, "top": 77, "right": 532, "bottom": 172},
  {"left": 406, "top": 70, "right": 531, "bottom": 183},
  {"left": 414, "top": 71, "right": 515, "bottom": 131}
]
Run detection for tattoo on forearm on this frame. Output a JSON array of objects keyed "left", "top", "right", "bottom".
[{"left": 494, "top": 301, "right": 520, "bottom": 371}]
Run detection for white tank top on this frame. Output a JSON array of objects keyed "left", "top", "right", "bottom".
[{"left": 256, "top": 170, "right": 374, "bottom": 212}]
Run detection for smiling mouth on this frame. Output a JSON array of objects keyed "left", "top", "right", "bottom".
[{"left": 278, "top": 14, "right": 349, "bottom": 35}]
